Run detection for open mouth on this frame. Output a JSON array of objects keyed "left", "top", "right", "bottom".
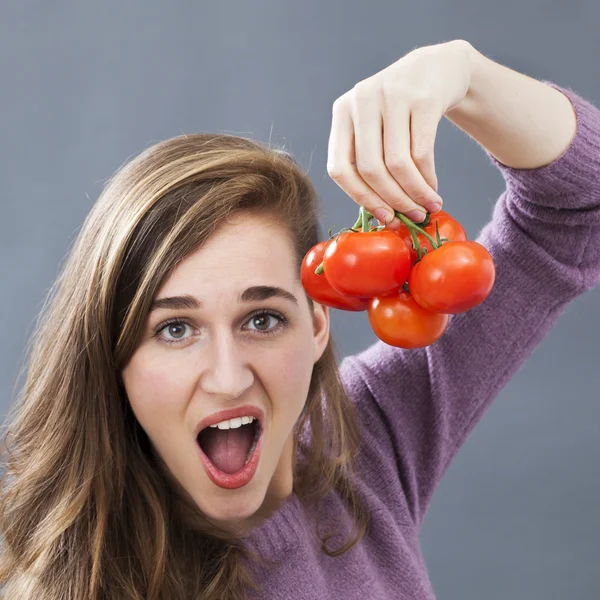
[{"left": 196, "top": 418, "right": 262, "bottom": 477}]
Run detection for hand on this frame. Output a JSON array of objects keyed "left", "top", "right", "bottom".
[{"left": 326, "top": 39, "right": 473, "bottom": 229}]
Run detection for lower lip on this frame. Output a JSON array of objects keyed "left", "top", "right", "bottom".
[{"left": 197, "top": 426, "right": 263, "bottom": 490}]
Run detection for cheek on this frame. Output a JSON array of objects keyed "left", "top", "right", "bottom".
[
  {"left": 265, "top": 340, "right": 315, "bottom": 418},
  {"left": 122, "top": 353, "right": 191, "bottom": 436}
]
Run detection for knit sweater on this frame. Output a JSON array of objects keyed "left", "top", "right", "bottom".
[{"left": 242, "top": 83, "right": 600, "bottom": 599}]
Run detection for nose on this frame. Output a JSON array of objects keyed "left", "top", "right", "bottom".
[{"left": 199, "top": 329, "right": 254, "bottom": 399}]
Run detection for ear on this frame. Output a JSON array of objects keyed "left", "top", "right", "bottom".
[{"left": 311, "top": 302, "right": 330, "bottom": 363}]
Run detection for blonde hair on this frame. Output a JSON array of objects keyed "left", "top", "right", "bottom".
[{"left": 0, "top": 133, "right": 368, "bottom": 599}]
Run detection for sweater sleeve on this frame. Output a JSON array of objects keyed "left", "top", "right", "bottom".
[{"left": 339, "top": 82, "right": 600, "bottom": 529}]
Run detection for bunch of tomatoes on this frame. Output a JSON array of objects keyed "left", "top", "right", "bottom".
[{"left": 300, "top": 206, "right": 496, "bottom": 349}]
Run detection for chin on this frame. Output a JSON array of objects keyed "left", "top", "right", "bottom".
[{"left": 194, "top": 484, "right": 268, "bottom": 527}]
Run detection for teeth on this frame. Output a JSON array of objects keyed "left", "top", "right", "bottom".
[{"left": 209, "top": 416, "right": 256, "bottom": 429}]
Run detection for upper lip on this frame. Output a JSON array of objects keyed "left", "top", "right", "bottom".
[{"left": 194, "top": 404, "right": 264, "bottom": 437}]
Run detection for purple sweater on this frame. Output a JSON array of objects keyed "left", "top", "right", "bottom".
[{"left": 242, "top": 83, "right": 600, "bottom": 599}]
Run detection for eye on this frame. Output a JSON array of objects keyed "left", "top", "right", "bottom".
[
  {"left": 154, "top": 319, "right": 193, "bottom": 345},
  {"left": 244, "top": 311, "right": 287, "bottom": 336}
]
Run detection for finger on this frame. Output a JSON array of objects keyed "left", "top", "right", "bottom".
[
  {"left": 381, "top": 91, "right": 443, "bottom": 212},
  {"left": 350, "top": 85, "right": 431, "bottom": 222},
  {"left": 409, "top": 101, "right": 441, "bottom": 193},
  {"left": 327, "top": 97, "right": 406, "bottom": 228}
]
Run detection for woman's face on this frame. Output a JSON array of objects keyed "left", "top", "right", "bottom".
[{"left": 121, "top": 213, "right": 329, "bottom": 530}]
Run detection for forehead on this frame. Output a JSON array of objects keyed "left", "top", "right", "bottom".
[{"left": 157, "top": 214, "right": 298, "bottom": 301}]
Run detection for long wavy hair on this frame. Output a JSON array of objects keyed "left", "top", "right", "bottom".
[{"left": 0, "top": 133, "right": 368, "bottom": 599}]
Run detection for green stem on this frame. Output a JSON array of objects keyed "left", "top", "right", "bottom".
[
  {"left": 435, "top": 220, "right": 441, "bottom": 246},
  {"left": 360, "top": 206, "right": 373, "bottom": 232},
  {"left": 409, "top": 226, "right": 423, "bottom": 261},
  {"left": 395, "top": 211, "right": 439, "bottom": 249}
]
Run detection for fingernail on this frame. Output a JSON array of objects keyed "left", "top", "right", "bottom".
[
  {"left": 406, "top": 209, "right": 427, "bottom": 223},
  {"left": 373, "top": 208, "right": 395, "bottom": 225},
  {"left": 426, "top": 200, "right": 443, "bottom": 213}
]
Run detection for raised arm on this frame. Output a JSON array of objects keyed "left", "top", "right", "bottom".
[
  {"left": 446, "top": 43, "right": 579, "bottom": 171},
  {"left": 333, "top": 42, "right": 600, "bottom": 528}
]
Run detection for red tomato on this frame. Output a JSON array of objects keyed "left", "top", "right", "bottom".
[
  {"left": 408, "top": 241, "right": 496, "bottom": 314},
  {"left": 301, "top": 241, "right": 370, "bottom": 311},
  {"left": 323, "top": 230, "right": 411, "bottom": 297},
  {"left": 368, "top": 291, "right": 449, "bottom": 348},
  {"left": 394, "top": 210, "right": 467, "bottom": 264}
]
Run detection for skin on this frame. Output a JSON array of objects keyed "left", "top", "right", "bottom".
[
  {"left": 326, "top": 39, "right": 577, "bottom": 228},
  {"left": 121, "top": 213, "right": 330, "bottom": 533}
]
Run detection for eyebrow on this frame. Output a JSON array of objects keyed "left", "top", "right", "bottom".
[{"left": 149, "top": 285, "right": 299, "bottom": 313}]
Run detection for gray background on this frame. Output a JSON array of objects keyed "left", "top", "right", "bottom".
[{"left": 1, "top": 2, "right": 598, "bottom": 598}]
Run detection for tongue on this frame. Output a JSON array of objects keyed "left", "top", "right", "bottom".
[{"left": 198, "top": 425, "right": 255, "bottom": 474}]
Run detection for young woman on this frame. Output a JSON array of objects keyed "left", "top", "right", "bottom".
[{"left": 1, "top": 40, "right": 598, "bottom": 599}]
